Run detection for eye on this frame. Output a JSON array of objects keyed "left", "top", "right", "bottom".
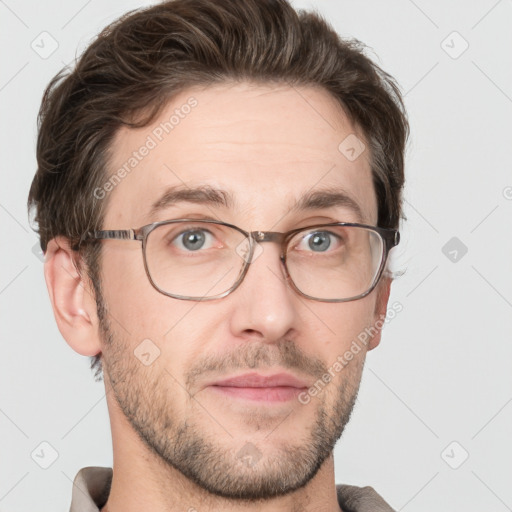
[
  {"left": 295, "top": 230, "right": 343, "bottom": 253},
  {"left": 172, "top": 228, "right": 215, "bottom": 251}
]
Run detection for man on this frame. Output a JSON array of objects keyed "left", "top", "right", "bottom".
[{"left": 28, "top": 0, "right": 408, "bottom": 510}]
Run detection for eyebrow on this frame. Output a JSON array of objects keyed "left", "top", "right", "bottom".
[
  {"left": 291, "top": 188, "right": 365, "bottom": 223},
  {"left": 148, "top": 185, "right": 234, "bottom": 219},
  {"left": 147, "top": 184, "right": 365, "bottom": 223}
]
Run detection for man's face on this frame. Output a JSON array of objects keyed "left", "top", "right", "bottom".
[{"left": 97, "top": 82, "right": 387, "bottom": 499}]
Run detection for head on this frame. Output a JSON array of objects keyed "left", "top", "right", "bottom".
[{"left": 29, "top": 0, "right": 408, "bottom": 502}]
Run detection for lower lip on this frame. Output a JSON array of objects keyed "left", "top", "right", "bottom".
[{"left": 209, "top": 385, "right": 306, "bottom": 402}]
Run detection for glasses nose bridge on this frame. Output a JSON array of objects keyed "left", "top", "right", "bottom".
[
  {"left": 238, "top": 230, "right": 288, "bottom": 289},
  {"left": 250, "top": 230, "right": 286, "bottom": 244},
  {"left": 248, "top": 230, "right": 287, "bottom": 257}
]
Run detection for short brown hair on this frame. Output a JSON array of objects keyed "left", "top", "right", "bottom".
[{"left": 28, "top": 0, "right": 409, "bottom": 380}]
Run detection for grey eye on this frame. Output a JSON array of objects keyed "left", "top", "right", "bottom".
[
  {"left": 174, "top": 229, "right": 213, "bottom": 251},
  {"left": 307, "top": 232, "right": 331, "bottom": 252}
]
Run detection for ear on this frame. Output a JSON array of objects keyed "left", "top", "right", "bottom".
[
  {"left": 44, "top": 237, "right": 102, "bottom": 357},
  {"left": 367, "top": 276, "right": 391, "bottom": 351}
]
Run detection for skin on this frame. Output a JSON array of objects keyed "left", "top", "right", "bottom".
[{"left": 44, "top": 82, "right": 392, "bottom": 512}]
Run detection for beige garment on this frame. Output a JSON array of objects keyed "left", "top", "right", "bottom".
[{"left": 69, "top": 466, "right": 395, "bottom": 512}]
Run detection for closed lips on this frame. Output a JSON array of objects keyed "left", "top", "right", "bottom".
[{"left": 209, "top": 372, "right": 309, "bottom": 388}]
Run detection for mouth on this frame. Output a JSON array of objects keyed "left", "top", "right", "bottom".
[{"left": 206, "top": 372, "right": 310, "bottom": 402}]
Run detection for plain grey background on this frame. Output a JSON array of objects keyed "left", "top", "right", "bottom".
[{"left": 1, "top": 0, "right": 511, "bottom": 510}]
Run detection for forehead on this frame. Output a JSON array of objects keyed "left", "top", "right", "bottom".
[{"left": 104, "top": 82, "right": 377, "bottom": 228}]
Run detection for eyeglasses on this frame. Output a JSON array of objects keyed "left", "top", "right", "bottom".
[{"left": 75, "top": 219, "right": 399, "bottom": 302}]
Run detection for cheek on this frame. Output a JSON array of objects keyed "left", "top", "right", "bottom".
[
  {"left": 99, "top": 244, "right": 200, "bottom": 349},
  {"left": 308, "top": 296, "right": 378, "bottom": 361},
  {"left": 101, "top": 245, "right": 153, "bottom": 329}
]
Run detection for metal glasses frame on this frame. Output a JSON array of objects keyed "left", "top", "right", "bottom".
[{"left": 74, "top": 219, "right": 400, "bottom": 303}]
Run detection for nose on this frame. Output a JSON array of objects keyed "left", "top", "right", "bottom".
[{"left": 227, "top": 240, "right": 299, "bottom": 343}]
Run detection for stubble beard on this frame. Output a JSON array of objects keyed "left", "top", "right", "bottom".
[{"left": 99, "top": 301, "right": 362, "bottom": 501}]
